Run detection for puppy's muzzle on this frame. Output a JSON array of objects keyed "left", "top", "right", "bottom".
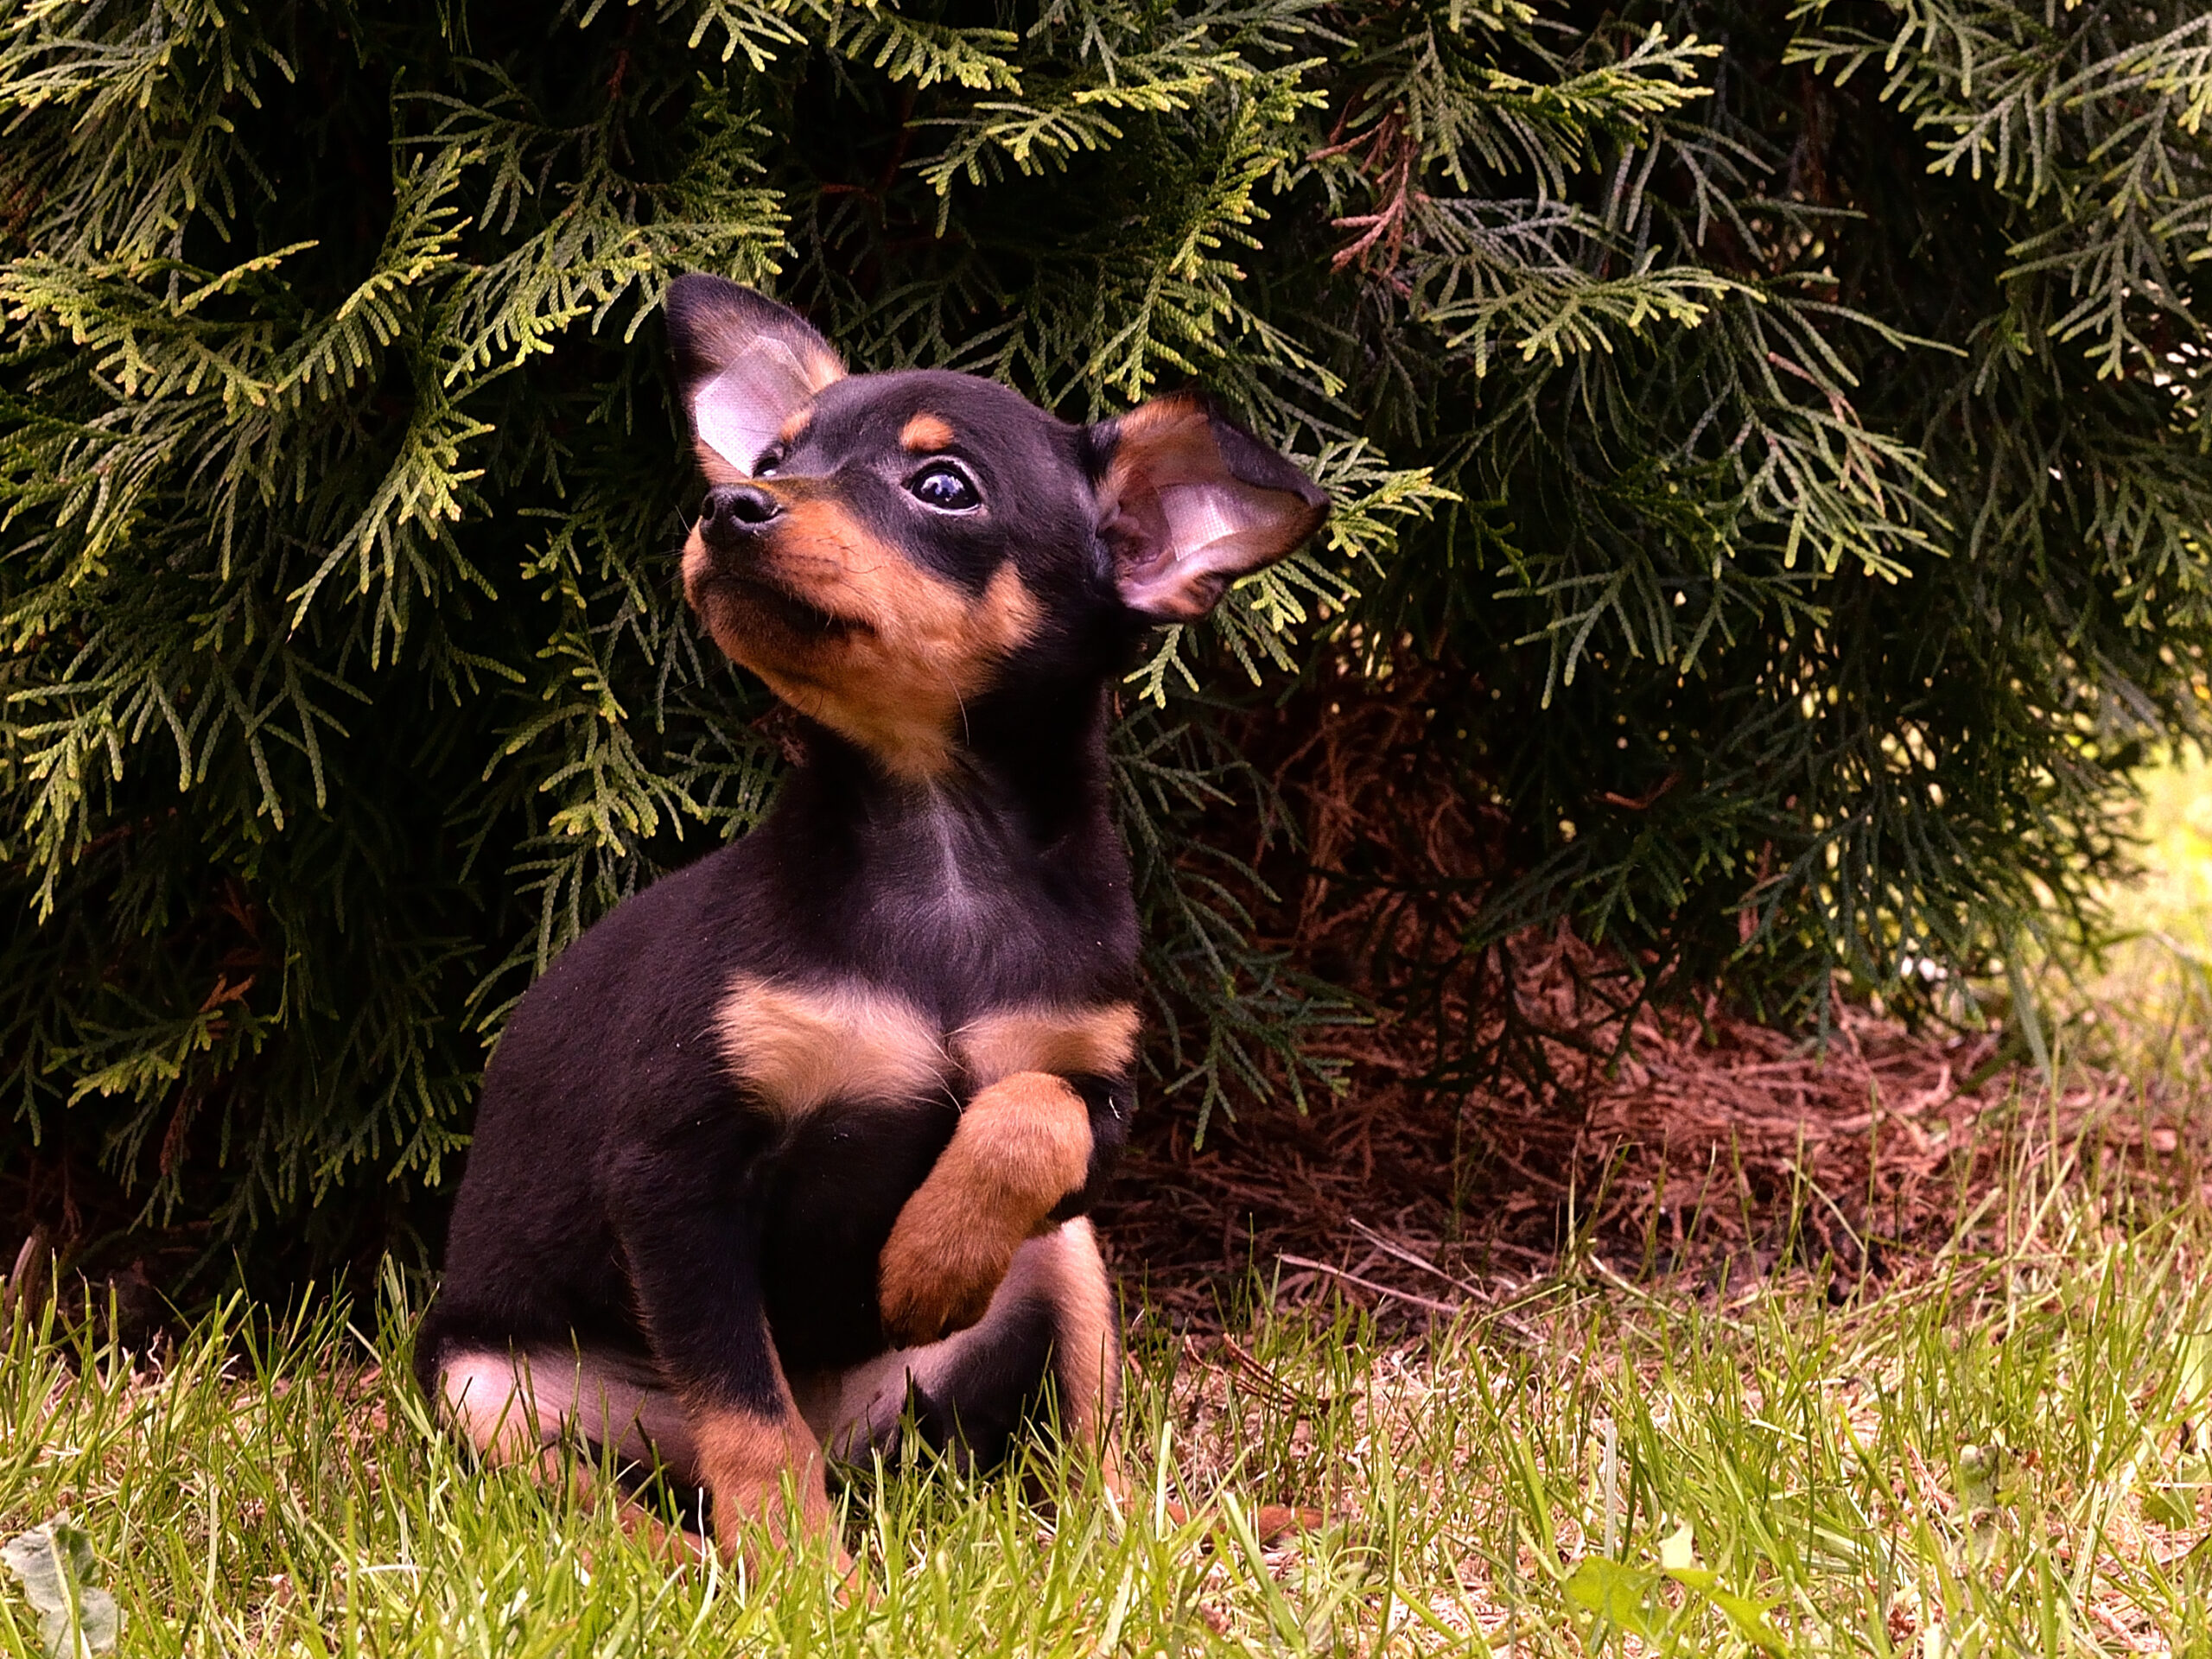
[
  {"left": 698, "top": 484, "right": 784, "bottom": 556},
  {"left": 692, "top": 482, "right": 855, "bottom": 640}
]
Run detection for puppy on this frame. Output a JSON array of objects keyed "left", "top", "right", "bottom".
[{"left": 415, "top": 276, "right": 1329, "bottom": 1565}]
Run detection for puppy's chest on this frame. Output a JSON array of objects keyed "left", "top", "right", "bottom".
[
  {"left": 711, "top": 974, "right": 1138, "bottom": 1123},
  {"left": 830, "top": 791, "right": 1122, "bottom": 987}
]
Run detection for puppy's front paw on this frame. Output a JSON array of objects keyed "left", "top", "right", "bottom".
[
  {"left": 875, "top": 1071, "right": 1093, "bottom": 1345},
  {"left": 878, "top": 1187, "right": 1022, "bottom": 1344}
]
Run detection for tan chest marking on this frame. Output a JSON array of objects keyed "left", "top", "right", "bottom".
[
  {"left": 715, "top": 975, "right": 948, "bottom": 1117},
  {"left": 953, "top": 1001, "right": 1140, "bottom": 1088},
  {"left": 714, "top": 982, "right": 1138, "bottom": 1117}
]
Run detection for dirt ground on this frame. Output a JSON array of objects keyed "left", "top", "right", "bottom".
[
  {"left": 1093, "top": 671, "right": 2209, "bottom": 1327},
  {"left": 1099, "top": 950, "right": 2205, "bottom": 1328}
]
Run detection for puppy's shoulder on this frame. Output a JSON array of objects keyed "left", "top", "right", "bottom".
[{"left": 487, "top": 837, "right": 778, "bottom": 1071}]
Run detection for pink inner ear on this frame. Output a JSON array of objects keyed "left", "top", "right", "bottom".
[
  {"left": 1157, "top": 480, "right": 1283, "bottom": 563},
  {"left": 1116, "top": 478, "right": 1301, "bottom": 618},
  {"left": 1098, "top": 392, "right": 1328, "bottom": 620},
  {"left": 691, "top": 339, "right": 841, "bottom": 476}
]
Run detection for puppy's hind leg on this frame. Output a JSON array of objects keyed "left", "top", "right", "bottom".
[
  {"left": 804, "top": 1219, "right": 1122, "bottom": 1484},
  {"left": 433, "top": 1345, "right": 711, "bottom": 1554}
]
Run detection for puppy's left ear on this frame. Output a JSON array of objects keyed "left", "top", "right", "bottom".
[
  {"left": 1090, "top": 394, "right": 1329, "bottom": 622},
  {"left": 665, "top": 274, "right": 846, "bottom": 478}
]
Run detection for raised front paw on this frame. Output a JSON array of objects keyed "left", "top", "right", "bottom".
[
  {"left": 878, "top": 1189, "right": 1025, "bottom": 1344},
  {"left": 875, "top": 1070, "right": 1092, "bottom": 1345}
]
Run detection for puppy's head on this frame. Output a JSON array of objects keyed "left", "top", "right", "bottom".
[{"left": 665, "top": 275, "right": 1328, "bottom": 781}]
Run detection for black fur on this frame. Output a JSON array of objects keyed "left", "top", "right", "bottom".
[{"left": 416, "top": 276, "right": 1326, "bottom": 1527}]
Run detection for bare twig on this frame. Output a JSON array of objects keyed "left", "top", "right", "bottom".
[{"left": 1275, "top": 1254, "right": 1462, "bottom": 1317}]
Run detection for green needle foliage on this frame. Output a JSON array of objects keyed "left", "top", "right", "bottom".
[{"left": 0, "top": 0, "right": 2206, "bottom": 1270}]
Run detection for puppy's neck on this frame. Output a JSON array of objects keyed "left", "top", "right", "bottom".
[{"left": 785, "top": 678, "right": 1115, "bottom": 850}]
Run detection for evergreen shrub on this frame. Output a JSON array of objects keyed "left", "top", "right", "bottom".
[{"left": 1, "top": 0, "right": 2207, "bottom": 1268}]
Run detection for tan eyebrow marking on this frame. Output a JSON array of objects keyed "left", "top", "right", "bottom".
[
  {"left": 714, "top": 973, "right": 949, "bottom": 1118},
  {"left": 953, "top": 1002, "right": 1141, "bottom": 1088},
  {"left": 900, "top": 414, "right": 955, "bottom": 453},
  {"left": 777, "top": 410, "right": 813, "bottom": 445}
]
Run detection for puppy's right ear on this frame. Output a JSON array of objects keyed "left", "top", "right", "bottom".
[
  {"left": 664, "top": 275, "right": 846, "bottom": 479},
  {"left": 1090, "top": 394, "right": 1329, "bottom": 622}
]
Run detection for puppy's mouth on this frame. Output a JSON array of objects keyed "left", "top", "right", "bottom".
[{"left": 705, "top": 567, "right": 867, "bottom": 642}]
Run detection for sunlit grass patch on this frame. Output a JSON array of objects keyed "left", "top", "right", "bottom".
[
  {"left": 8, "top": 1151, "right": 2212, "bottom": 1656},
  {"left": 2120, "top": 750, "right": 2212, "bottom": 945},
  {"left": 2060, "top": 748, "right": 2212, "bottom": 1092}
]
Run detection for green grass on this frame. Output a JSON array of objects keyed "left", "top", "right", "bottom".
[
  {"left": 5, "top": 1163, "right": 2212, "bottom": 1657},
  {"left": 7, "top": 760, "right": 2212, "bottom": 1656},
  {"left": 2061, "top": 749, "right": 2212, "bottom": 1090}
]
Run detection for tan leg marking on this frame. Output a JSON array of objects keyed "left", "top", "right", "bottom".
[
  {"left": 878, "top": 1071, "right": 1092, "bottom": 1344},
  {"left": 715, "top": 973, "right": 948, "bottom": 1119},
  {"left": 899, "top": 413, "right": 954, "bottom": 453},
  {"left": 693, "top": 1401, "right": 847, "bottom": 1573},
  {"left": 953, "top": 1002, "right": 1140, "bottom": 1090},
  {"left": 1038, "top": 1217, "right": 1120, "bottom": 1452}
]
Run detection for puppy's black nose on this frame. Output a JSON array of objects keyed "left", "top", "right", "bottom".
[{"left": 700, "top": 484, "right": 783, "bottom": 544}]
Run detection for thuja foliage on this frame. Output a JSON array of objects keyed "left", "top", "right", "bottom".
[{"left": 1, "top": 0, "right": 2207, "bottom": 1266}]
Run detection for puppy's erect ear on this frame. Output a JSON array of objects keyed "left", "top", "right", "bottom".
[
  {"left": 1090, "top": 394, "right": 1330, "bottom": 622},
  {"left": 664, "top": 275, "right": 846, "bottom": 477}
]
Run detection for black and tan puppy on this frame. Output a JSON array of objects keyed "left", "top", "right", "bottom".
[{"left": 416, "top": 276, "right": 1328, "bottom": 1564}]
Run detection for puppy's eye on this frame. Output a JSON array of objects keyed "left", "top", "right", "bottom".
[
  {"left": 907, "top": 461, "right": 980, "bottom": 512},
  {"left": 753, "top": 448, "right": 783, "bottom": 478}
]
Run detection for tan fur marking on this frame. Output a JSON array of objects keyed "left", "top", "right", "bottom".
[
  {"left": 715, "top": 974, "right": 947, "bottom": 1117},
  {"left": 680, "top": 525, "right": 715, "bottom": 607},
  {"left": 688, "top": 488, "right": 1040, "bottom": 779},
  {"left": 797, "top": 344, "right": 844, "bottom": 396},
  {"left": 955, "top": 1002, "right": 1140, "bottom": 1089},
  {"left": 877, "top": 1071, "right": 1092, "bottom": 1344},
  {"left": 899, "top": 413, "right": 954, "bottom": 453},
  {"left": 1041, "top": 1218, "right": 1120, "bottom": 1449},
  {"left": 1104, "top": 394, "right": 1222, "bottom": 509},
  {"left": 687, "top": 312, "right": 845, "bottom": 399},
  {"left": 695, "top": 441, "right": 747, "bottom": 487},
  {"left": 971, "top": 561, "right": 1042, "bottom": 663},
  {"left": 438, "top": 1348, "right": 697, "bottom": 1473},
  {"left": 693, "top": 1403, "right": 836, "bottom": 1563}
]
